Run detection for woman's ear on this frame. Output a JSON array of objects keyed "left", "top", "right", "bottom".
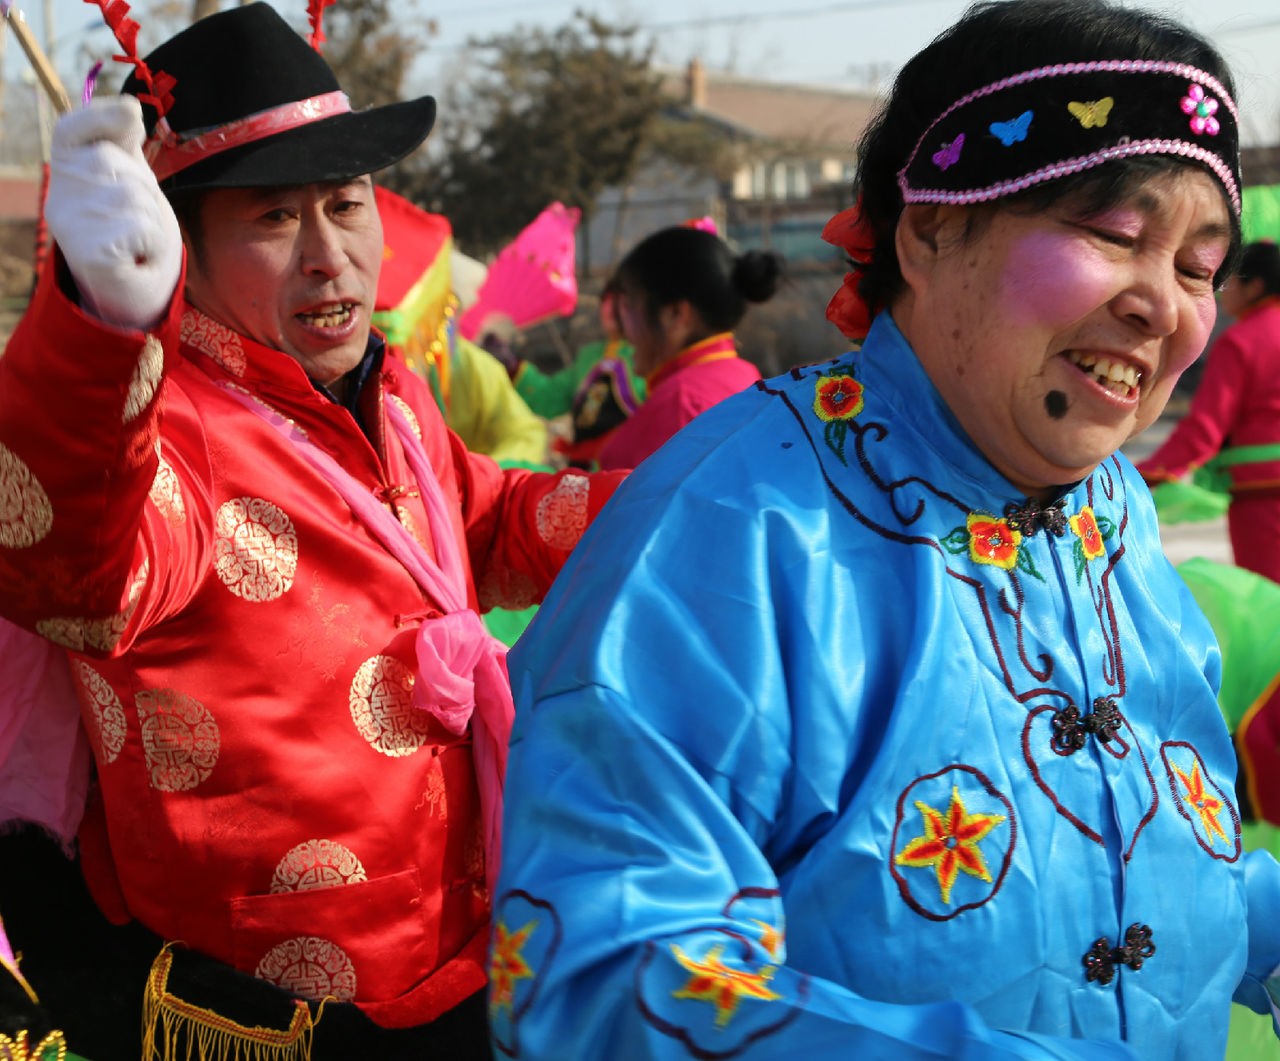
[
  {"left": 895, "top": 203, "right": 965, "bottom": 294},
  {"left": 659, "top": 300, "right": 699, "bottom": 346}
]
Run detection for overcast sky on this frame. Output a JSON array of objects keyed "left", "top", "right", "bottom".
[{"left": 19, "top": 0, "right": 1280, "bottom": 146}]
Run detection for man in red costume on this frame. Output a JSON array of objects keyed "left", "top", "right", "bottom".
[{"left": 0, "top": 5, "right": 623, "bottom": 1059}]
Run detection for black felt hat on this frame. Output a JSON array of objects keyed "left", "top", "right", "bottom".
[{"left": 122, "top": 2, "right": 436, "bottom": 192}]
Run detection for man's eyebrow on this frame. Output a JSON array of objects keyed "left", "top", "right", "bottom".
[{"left": 242, "top": 177, "right": 372, "bottom": 203}]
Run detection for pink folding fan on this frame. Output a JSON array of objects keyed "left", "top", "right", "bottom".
[{"left": 456, "top": 201, "right": 580, "bottom": 341}]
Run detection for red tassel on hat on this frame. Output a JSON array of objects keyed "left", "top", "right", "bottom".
[
  {"left": 307, "top": 0, "right": 338, "bottom": 50},
  {"left": 82, "top": 0, "right": 176, "bottom": 120}
]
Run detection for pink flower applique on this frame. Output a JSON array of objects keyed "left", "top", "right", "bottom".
[{"left": 1180, "top": 84, "right": 1219, "bottom": 137}]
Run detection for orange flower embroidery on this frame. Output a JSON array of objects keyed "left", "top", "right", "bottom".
[
  {"left": 1175, "top": 762, "right": 1228, "bottom": 847},
  {"left": 670, "top": 942, "right": 781, "bottom": 1027},
  {"left": 966, "top": 514, "right": 1022, "bottom": 570},
  {"left": 1069, "top": 505, "right": 1106, "bottom": 561},
  {"left": 489, "top": 919, "right": 537, "bottom": 1019},
  {"left": 814, "top": 375, "right": 864, "bottom": 422},
  {"left": 895, "top": 786, "right": 1007, "bottom": 904}
]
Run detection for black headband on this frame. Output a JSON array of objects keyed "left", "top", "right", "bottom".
[{"left": 898, "top": 60, "right": 1241, "bottom": 217}]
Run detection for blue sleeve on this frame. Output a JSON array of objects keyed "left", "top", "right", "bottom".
[{"left": 1234, "top": 849, "right": 1280, "bottom": 1035}]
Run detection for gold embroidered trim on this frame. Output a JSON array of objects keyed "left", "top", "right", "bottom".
[
  {"left": 181, "top": 310, "right": 247, "bottom": 377},
  {"left": 142, "top": 946, "right": 315, "bottom": 1061},
  {"left": 387, "top": 394, "right": 422, "bottom": 440}
]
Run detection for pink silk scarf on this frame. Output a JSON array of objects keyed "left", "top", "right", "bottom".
[{"left": 0, "top": 618, "right": 90, "bottom": 849}]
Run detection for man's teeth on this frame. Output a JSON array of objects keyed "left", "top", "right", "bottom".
[
  {"left": 299, "top": 304, "right": 354, "bottom": 328},
  {"left": 1067, "top": 351, "right": 1140, "bottom": 396}
]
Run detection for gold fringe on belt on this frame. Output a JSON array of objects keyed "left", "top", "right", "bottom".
[
  {"left": 142, "top": 945, "right": 317, "bottom": 1061},
  {"left": 0, "top": 1028, "right": 68, "bottom": 1060}
]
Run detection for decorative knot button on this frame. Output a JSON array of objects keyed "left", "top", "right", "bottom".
[
  {"left": 1083, "top": 924, "right": 1155, "bottom": 986},
  {"left": 1005, "top": 497, "right": 1068, "bottom": 538},
  {"left": 1052, "top": 697, "right": 1122, "bottom": 754}
]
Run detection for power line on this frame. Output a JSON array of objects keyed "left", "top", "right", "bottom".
[
  {"left": 425, "top": 0, "right": 951, "bottom": 55},
  {"left": 648, "top": 0, "right": 950, "bottom": 32}
]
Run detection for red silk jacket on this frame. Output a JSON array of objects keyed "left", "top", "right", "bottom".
[{"left": 0, "top": 260, "right": 623, "bottom": 1029}]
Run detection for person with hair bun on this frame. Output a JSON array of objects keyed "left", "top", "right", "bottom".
[
  {"left": 1138, "top": 241, "right": 1280, "bottom": 581},
  {"left": 490, "top": 1, "right": 1280, "bottom": 1057},
  {"left": 594, "top": 226, "right": 784, "bottom": 470}
]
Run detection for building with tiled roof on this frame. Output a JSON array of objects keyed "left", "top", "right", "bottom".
[{"left": 583, "top": 60, "right": 880, "bottom": 271}]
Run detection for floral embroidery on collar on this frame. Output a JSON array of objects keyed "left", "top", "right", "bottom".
[
  {"left": 942, "top": 513, "right": 1045, "bottom": 580},
  {"left": 1068, "top": 504, "right": 1114, "bottom": 582},
  {"left": 813, "top": 368, "right": 864, "bottom": 464}
]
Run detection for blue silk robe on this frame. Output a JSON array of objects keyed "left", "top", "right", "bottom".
[{"left": 493, "top": 314, "right": 1280, "bottom": 1059}]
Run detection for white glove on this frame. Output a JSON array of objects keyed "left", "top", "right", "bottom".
[{"left": 46, "top": 95, "right": 182, "bottom": 330}]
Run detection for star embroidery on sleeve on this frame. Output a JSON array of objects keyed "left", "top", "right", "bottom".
[
  {"left": 751, "top": 919, "right": 784, "bottom": 960},
  {"left": 670, "top": 942, "right": 782, "bottom": 1027},
  {"left": 1175, "top": 762, "right": 1228, "bottom": 846},
  {"left": 895, "top": 786, "right": 1007, "bottom": 904},
  {"left": 488, "top": 919, "right": 538, "bottom": 1019}
]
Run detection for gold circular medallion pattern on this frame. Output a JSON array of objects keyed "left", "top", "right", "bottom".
[
  {"left": 255, "top": 937, "right": 357, "bottom": 1002},
  {"left": 34, "top": 559, "right": 150, "bottom": 653},
  {"left": 348, "top": 655, "right": 433, "bottom": 758},
  {"left": 535, "top": 473, "right": 589, "bottom": 551},
  {"left": 476, "top": 564, "right": 539, "bottom": 613},
  {"left": 148, "top": 454, "right": 186, "bottom": 526},
  {"left": 214, "top": 497, "right": 298, "bottom": 602},
  {"left": 271, "top": 840, "right": 368, "bottom": 893},
  {"left": 123, "top": 335, "right": 164, "bottom": 424},
  {"left": 0, "top": 442, "right": 53, "bottom": 549},
  {"left": 135, "top": 687, "right": 221, "bottom": 792},
  {"left": 72, "top": 661, "right": 127, "bottom": 764}
]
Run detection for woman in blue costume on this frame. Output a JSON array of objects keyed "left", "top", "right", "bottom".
[{"left": 491, "top": 2, "right": 1280, "bottom": 1058}]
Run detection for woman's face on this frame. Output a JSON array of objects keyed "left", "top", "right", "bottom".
[
  {"left": 616, "top": 282, "right": 684, "bottom": 377},
  {"left": 895, "top": 168, "right": 1232, "bottom": 499}
]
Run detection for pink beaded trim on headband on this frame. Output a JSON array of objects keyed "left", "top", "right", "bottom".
[
  {"left": 897, "top": 59, "right": 1241, "bottom": 214},
  {"left": 147, "top": 90, "right": 351, "bottom": 181},
  {"left": 909, "top": 138, "right": 1240, "bottom": 213}
]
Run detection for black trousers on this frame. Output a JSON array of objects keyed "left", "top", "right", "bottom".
[{"left": 0, "top": 827, "right": 494, "bottom": 1061}]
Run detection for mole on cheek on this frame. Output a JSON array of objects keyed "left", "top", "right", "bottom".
[{"left": 1045, "top": 390, "right": 1069, "bottom": 419}]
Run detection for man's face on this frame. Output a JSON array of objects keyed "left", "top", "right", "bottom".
[{"left": 182, "top": 177, "right": 384, "bottom": 385}]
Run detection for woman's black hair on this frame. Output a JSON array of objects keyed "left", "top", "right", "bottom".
[
  {"left": 1236, "top": 242, "right": 1280, "bottom": 296},
  {"left": 616, "top": 227, "right": 784, "bottom": 334},
  {"left": 855, "top": 0, "right": 1241, "bottom": 313}
]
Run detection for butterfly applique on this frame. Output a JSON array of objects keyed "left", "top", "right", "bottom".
[
  {"left": 932, "top": 133, "right": 965, "bottom": 171},
  {"left": 990, "top": 110, "right": 1033, "bottom": 146},
  {"left": 1067, "top": 97, "right": 1114, "bottom": 129}
]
